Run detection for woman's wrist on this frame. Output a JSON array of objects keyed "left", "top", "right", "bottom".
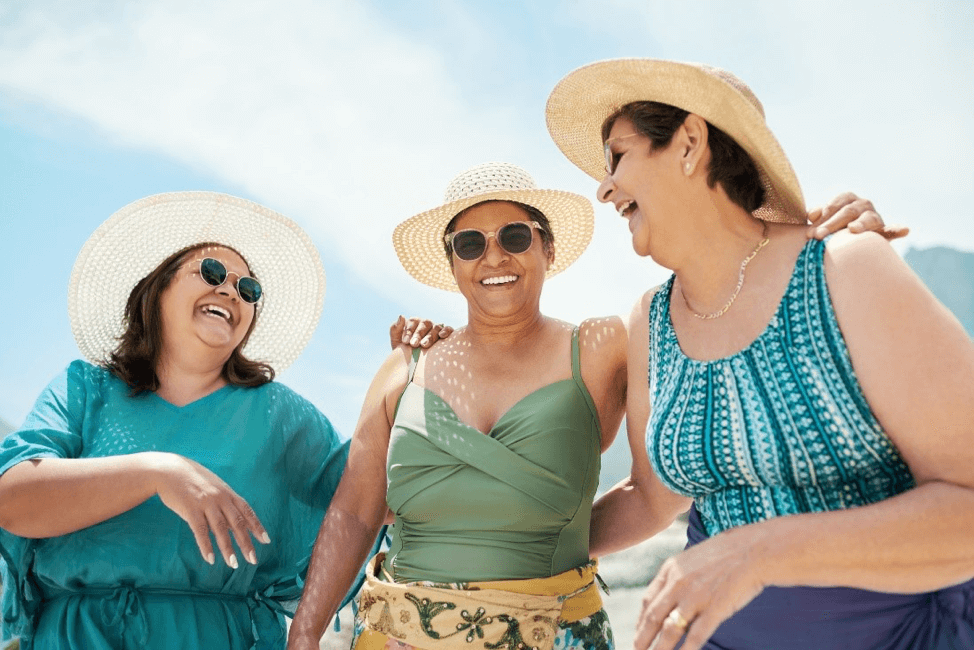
[{"left": 728, "top": 516, "right": 799, "bottom": 590}]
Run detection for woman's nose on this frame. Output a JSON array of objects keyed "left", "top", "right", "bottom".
[
  {"left": 215, "top": 281, "right": 239, "bottom": 302},
  {"left": 482, "top": 235, "right": 509, "bottom": 264},
  {"left": 597, "top": 174, "right": 615, "bottom": 203}
]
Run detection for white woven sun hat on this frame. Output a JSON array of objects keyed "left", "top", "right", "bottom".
[
  {"left": 392, "top": 162, "right": 595, "bottom": 292},
  {"left": 69, "top": 191, "right": 325, "bottom": 373},
  {"left": 546, "top": 58, "right": 807, "bottom": 225}
]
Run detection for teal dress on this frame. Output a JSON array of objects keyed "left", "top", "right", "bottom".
[{"left": 0, "top": 360, "right": 350, "bottom": 650}]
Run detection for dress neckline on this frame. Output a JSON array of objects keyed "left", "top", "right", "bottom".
[
  {"left": 662, "top": 239, "right": 816, "bottom": 365},
  {"left": 148, "top": 383, "right": 235, "bottom": 411}
]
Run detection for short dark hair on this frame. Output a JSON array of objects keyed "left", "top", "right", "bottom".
[
  {"left": 603, "top": 101, "right": 765, "bottom": 213},
  {"left": 105, "top": 242, "right": 275, "bottom": 394},
  {"left": 442, "top": 200, "right": 554, "bottom": 266}
]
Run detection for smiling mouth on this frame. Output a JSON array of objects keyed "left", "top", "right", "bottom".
[
  {"left": 200, "top": 304, "right": 233, "bottom": 324},
  {"left": 618, "top": 200, "right": 637, "bottom": 217},
  {"left": 481, "top": 275, "right": 518, "bottom": 286}
]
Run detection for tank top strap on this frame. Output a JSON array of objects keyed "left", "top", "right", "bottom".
[
  {"left": 407, "top": 346, "right": 421, "bottom": 382},
  {"left": 570, "top": 326, "right": 602, "bottom": 433},
  {"left": 393, "top": 348, "right": 423, "bottom": 417}
]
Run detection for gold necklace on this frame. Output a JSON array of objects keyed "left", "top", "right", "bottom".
[{"left": 681, "top": 230, "right": 770, "bottom": 320}]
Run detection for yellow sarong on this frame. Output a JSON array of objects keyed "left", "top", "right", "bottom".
[{"left": 354, "top": 554, "right": 604, "bottom": 650}]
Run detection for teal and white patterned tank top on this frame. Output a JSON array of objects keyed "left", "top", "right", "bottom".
[{"left": 647, "top": 238, "right": 915, "bottom": 536}]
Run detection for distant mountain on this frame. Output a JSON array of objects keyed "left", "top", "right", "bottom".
[
  {"left": 905, "top": 246, "right": 974, "bottom": 337},
  {"left": 0, "top": 417, "right": 14, "bottom": 437}
]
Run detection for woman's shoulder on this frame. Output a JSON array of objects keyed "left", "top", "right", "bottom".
[
  {"left": 578, "top": 314, "right": 628, "bottom": 379},
  {"left": 822, "top": 231, "right": 911, "bottom": 300},
  {"left": 579, "top": 314, "right": 627, "bottom": 347},
  {"left": 824, "top": 230, "right": 897, "bottom": 267},
  {"left": 61, "top": 359, "right": 124, "bottom": 393},
  {"left": 249, "top": 380, "right": 320, "bottom": 413}
]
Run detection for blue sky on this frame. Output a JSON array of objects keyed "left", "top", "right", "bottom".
[{"left": 1, "top": 0, "right": 972, "bottom": 435}]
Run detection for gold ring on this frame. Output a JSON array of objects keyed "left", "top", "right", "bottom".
[{"left": 666, "top": 608, "right": 690, "bottom": 629}]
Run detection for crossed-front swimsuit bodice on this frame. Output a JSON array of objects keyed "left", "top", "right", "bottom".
[{"left": 383, "top": 329, "right": 602, "bottom": 583}]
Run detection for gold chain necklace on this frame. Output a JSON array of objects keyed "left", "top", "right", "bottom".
[{"left": 681, "top": 230, "right": 770, "bottom": 320}]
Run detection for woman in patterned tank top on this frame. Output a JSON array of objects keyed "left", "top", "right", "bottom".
[{"left": 547, "top": 59, "right": 974, "bottom": 650}]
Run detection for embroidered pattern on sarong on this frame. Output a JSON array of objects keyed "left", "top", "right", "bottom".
[{"left": 355, "top": 554, "right": 604, "bottom": 650}]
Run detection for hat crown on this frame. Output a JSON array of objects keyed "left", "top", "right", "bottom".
[
  {"left": 443, "top": 162, "right": 537, "bottom": 203},
  {"left": 700, "top": 64, "right": 765, "bottom": 119}
]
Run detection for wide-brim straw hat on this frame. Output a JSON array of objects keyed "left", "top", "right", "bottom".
[
  {"left": 69, "top": 191, "right": 325, "bottom": 373},
  {"left": 393, "top": 162, "right": 595, "bottom": 292},
  {"left": 546, "top": 58, "right": 806, "bottom": 225}
]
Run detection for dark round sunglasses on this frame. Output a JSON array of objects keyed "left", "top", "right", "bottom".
[
  {"left": 197, "top": 257, "right": 263, "bottom": 304},
  {"left": 444, "top": 221, "right": 544, "bottom": 262}
]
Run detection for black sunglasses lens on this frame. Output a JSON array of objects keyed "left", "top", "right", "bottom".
[
  {"left": 237, "top": 277, "right": 262, "bottom": 304},
  {"left": 452, "top": 231, "right": 487, "bottom": 261},
  {"left": 199, "top": 258, "right": 227, "bottom": 287},
  {"left": 499, "top": 223, "right": 533, "bottom": 254}
]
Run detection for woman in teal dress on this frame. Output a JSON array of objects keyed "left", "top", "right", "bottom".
[
  {"left": 0, "top": 192, "right": 353, "bottom": 649},
  {"left": 546, "top": 59, "right": 974, "bottom": 650}
]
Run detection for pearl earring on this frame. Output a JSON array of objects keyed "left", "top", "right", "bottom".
[{"left": 684, "top": 162, "right": 692, "bottom": 174}]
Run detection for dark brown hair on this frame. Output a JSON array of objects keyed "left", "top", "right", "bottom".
[
  {"left": 442, "top": 200, "right": 555, "bottom": 266},
  {"left": 105, "top": 242, "right": 275, "bottom": 394},
  {"left": 603, "top": 101, "right": 766, "bottom": 213}
]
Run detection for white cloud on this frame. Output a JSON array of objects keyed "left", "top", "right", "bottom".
[{"left": 0, "top": 1, "right": 515, "bottom": 306}]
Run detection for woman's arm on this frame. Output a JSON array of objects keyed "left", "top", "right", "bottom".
[
  {"left": 578, "top": 315, "right": 628, "bottom": 452},
  {"left": 587, "top": 291, "right": 692, "bottom": 558},
  {"left": 0, "top": 453, "right": 269, "bottom": 568},
  {"left": 634, "top": 233, "right": 974, "bottom": 650},
  {"left": 287, "top": 346, "right": 411, "bottom": 650}
]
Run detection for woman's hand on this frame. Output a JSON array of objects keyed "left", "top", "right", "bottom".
[
  {"left": 389, "top": 315, "right": 453, "bottom": 349},
  {"left": 147, "top": 452, "right": 269, "bottom": 568},
  {"left": 806, "top": 192, "right": 909, "bottom": 241},
  {"left": 634, "top": 528, "right": 769, "bottom": 650}
]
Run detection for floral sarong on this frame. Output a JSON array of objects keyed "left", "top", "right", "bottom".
[{"left": 352, "top": 554, "right": 613, "bottom": 650}]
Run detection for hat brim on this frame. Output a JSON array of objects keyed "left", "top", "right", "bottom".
[
  {"left": 69, "top": 191, "right": 325, "bottom": 373},
  {"left": 545, "top": 58, "right": 807, "bottom": 225},
  {"left": 393, "top": 188, "right": 594, "bottom": 292}
]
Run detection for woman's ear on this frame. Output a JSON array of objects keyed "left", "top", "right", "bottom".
[{"left": 679, "top": 114, "right": 709, "bottom": 176}]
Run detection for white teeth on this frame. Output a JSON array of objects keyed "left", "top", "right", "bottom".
[
  {"left": 481, "top": 275, "right": 518, "bottom": 285},
  {"left": 617, "top": 200, "right": 635, "bottom": 217},
  {"left": 202, "top": 305, "right": 231, "bottom": 321}
]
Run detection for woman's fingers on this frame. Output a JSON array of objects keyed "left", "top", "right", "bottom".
[
  {"left": 810, "top": 191, "right": 859, "bottom": 225},
  {"left": 154, "top": 453, "right": 268, "bottom": 567},
  {"left": 389, "top": 315, "right": 406, "bottom": 350},
  {"left": 399, "top": 317, "right": 431, "bottom": 347},
  {"left": 398, "top": 317, "right": 453, "bottom": 348},
  {"left": 422, "top": 323, "right": 453, "bottom": 347},
  {"left": 186, "top": 512, "right": 217, "bottom": 565},
  {"left": 635, "top": 539, "right": 768, "bottom": 650},
  {"left": 634, "top": 573, "right": 674, "bottom": 650},
  {"left": 206, "top": 510, "right": 239, "bottom": 568},
  {"left": 879, "top": 224, "right": 910, "bottom": 241},
  {"left": 806, "top": 194, "right": 906, "bottom": 240}
]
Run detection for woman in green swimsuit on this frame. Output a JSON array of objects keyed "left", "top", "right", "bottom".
[{"left": 287, "top": 162, "right": 889, "bottom": 650}]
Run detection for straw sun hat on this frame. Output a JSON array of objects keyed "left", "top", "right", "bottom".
[
  {"left": 69, "top": 191, "right": 325, "bottom": 373},
  {"left": 393, "top": 162, "right": 595, "bottom": 292},
  {"left": 545, "top": 58, "right": 807, "bottom": 225}
]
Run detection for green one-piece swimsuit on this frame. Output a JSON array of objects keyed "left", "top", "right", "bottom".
[{"left": 383, "top": 328, "right": 602, "bottom": 583}]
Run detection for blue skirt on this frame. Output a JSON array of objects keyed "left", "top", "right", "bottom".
[{"left": 685, "top": 505, "right": 974, "bottom": 650}]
